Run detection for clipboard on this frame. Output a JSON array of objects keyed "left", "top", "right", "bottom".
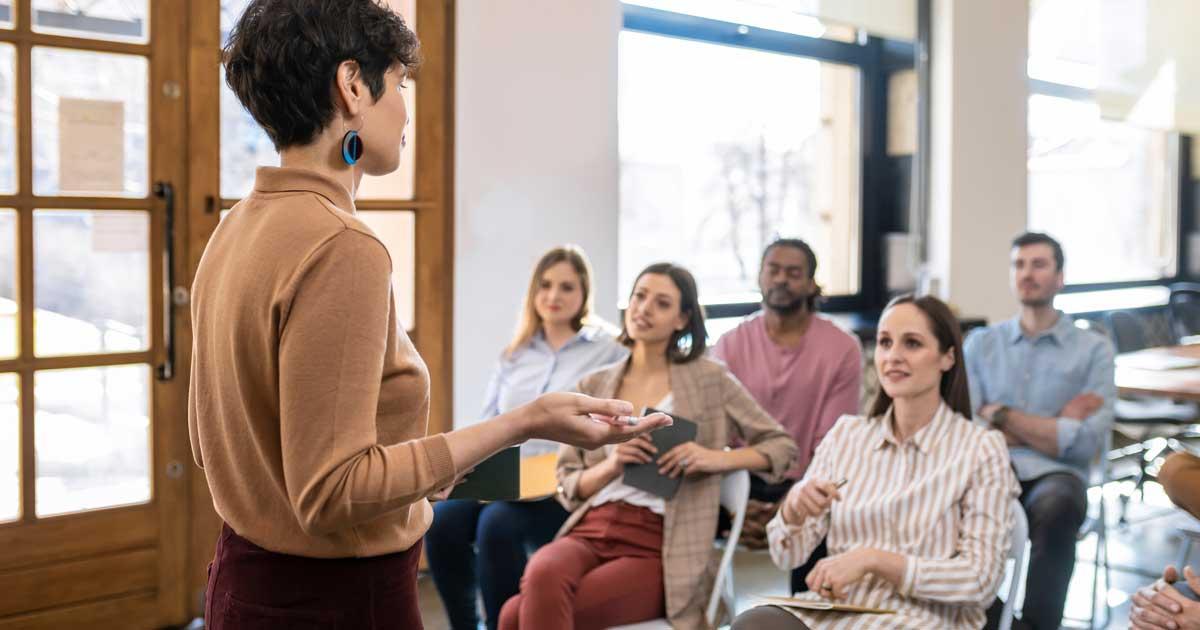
[
  {"left": 620, "top": 408, "right": 698, "bottom": 500},
  {"left": 449, "top": 446, "right": 520, "bottom": 501},
  {"left": 447, "top": 447, "right": 561, "bottom": 502},
  {"left": 754, "top": 595, "right": 896, "bottom": 615}
]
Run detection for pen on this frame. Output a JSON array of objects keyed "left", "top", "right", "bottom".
[{"left": 835, "top": 477, "right": 848, "bottom": 489}]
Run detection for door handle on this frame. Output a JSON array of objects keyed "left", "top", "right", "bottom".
[{"left": 155, "top": 181, "right": 176, "bottom": 381}]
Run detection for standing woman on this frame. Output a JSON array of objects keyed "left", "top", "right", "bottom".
[
  {"left": 190, "top": 3, "right": 668, "bottom": 629},
  {"left": 499, "top": 263, "right": 797, "bottom": 630},
  {"left": 731, "top": 295, "right": 1019, "bottom": 630},
  {"left": 426, "top": 245, "right": 629, "bottom": 630}
]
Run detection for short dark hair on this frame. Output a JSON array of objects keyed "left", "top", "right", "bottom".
[
  {"left": 619, "top": 263, "right": 707, "bottom": 364},
  {"left": 1011, "top": 231, "right": 1064, "bottom": 271},
  {"left": 761, "top": 238, "right": 823, "bottom": 310},
  {"left": 223, "top": 0, "right": 419, "bottom": 150},
  {"left": 868, "top": 294, "right": 972, "bottom": 419}
]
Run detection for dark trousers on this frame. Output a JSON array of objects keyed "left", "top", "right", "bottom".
[
  {"left": 205, "top": 523, "right": 422, "bottom": 630},
  {"left": 425, "top": 497, "right": 569, "bottom": 630},
  {"left": 741, "top": 475, "right": 828, "bottom": 594},
  {"left": 986, "top": 471, "right": 1088, "bottom": 630}
]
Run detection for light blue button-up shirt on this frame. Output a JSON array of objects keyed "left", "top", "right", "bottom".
[
  {"left": 480, "top": 324, "right": 629, "bottom": 419},
  {"left": 963, "top": 312, "right": 1115, "bottom": 482}
]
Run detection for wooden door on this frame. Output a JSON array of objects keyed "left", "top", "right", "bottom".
[
  {"left": 0, "top": 0, "right": 192, "bottom": 627},
  {"left": 183, "top": 0, "right": 455, "bottom": 617}
]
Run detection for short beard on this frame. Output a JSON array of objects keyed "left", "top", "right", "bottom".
[
  {"left": 764, "top": 293, "right": 809, "bottom": 315},
  {"left": 1019, "top": 296, "right": 1054, "bottom": 309}
]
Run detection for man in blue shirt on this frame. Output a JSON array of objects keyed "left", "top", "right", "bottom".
[{"left": 965, "top": 232, "right": 1115, "bottom": 630}]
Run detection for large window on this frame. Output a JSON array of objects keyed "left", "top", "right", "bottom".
[
  {"left": 1028, "top": 0, "right": 1180, "bottom": 287},
  {"left": 619, "top": 30, "right": 861, "bottom": 304},
  {"left": 617, "top": 1, "right": 915, "bottom": 321},
  {"left": 1028, "top": 95, "right": 1175, "bottom": 285}
]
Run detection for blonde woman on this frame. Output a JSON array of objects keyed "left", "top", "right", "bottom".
[
  {"left": 427, "top": 246, "right": 629, "bottom": 630},
  {"left": 499, "top": 263, "right": 796, "bottom": 629}
]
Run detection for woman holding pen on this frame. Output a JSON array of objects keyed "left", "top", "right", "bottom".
[
  {"left": 733, "top": 295, "right": 1019, "bottom": 630},
  {"left": 498, "top": 263, "right": 796, "bottom": 630},
  {"left": 190, "top": 3, "right": 669, "bottom": 628},
  {"left": 425, "top": 245, "right": 629, "bottom": 630}
]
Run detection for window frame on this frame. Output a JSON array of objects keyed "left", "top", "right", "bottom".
[
  {"left": 620, "top": 4, "right": 915, "bottom": 318},
  {"left": 1027, "top": 78, "right": 1193, "bottom": 294}
]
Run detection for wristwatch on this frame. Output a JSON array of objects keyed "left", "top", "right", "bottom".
[{"left": 990, "top": 405, "right": 1011, "bottom": 430}]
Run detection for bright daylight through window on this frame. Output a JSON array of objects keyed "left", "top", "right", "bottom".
[{"left": 618, "top": 19, "right": 861, "bottom": 307}]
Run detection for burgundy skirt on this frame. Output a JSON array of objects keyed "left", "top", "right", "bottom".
[{"left": 205, "top": 524, "right": 423, "bottom": 629}]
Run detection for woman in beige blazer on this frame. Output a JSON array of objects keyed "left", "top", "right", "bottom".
[{"left": 499, "top": 263, "right": 797, "bottom": 629}]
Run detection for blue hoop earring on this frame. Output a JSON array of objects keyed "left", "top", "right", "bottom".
[{"left": 341, "top": 130, "right": 364, "bottom": 165}]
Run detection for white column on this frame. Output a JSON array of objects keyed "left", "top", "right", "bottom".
[
  {"left": 928, "top": 0, "right": 1029, "bottom": 323},
  {"left": 454, "top": 0, "right": 623, "bottom": 426}
]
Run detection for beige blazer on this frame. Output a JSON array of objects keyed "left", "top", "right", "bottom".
[{"left": 556, "top": 355, "right": 797, "bottom": 629}]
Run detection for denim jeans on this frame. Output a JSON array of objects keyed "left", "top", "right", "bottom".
[{"left": 425, "top": 497, "right": 569, "bottom": 630}]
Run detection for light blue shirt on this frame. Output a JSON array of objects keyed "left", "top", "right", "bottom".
[
  {"left": 963, "top": 312, "right": 1115, "bottom": 482},
  {"left": 480, "top": 324, "right": 629, "bottom": 419}
]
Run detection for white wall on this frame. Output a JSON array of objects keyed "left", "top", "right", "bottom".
[
  {"left": 454, "top": 0, "right": 623, "bottom": 426},
  {"left": 928, "top": 0, "right": 1029, "bottom": 323}
]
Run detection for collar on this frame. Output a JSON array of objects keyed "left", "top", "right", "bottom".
[
  {"left": 532, "top": 325, "right": 602, "bottom": 352},
  {"left": 871, "top": 402, "right": 951, "bottom": 454},
  {"left": 1005, "top": 311, "right": 1072, "bottom": 346},
  {"left": 252, "top": 166, "right": 355, "bottom": 213}
]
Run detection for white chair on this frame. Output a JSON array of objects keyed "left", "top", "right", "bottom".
[
  {"left": 608, "top": 469, "right": 751, "bottom": 630},
  {"left": 999, "top": 499, "right": 1030, "bottom": 630}
]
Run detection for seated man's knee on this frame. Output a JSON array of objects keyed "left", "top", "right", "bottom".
[{"left": 1026, "top": 476, "right": 1087, "bottom": 529}]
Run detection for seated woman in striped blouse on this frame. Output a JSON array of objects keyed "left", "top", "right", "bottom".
[{"left": 733, "top": 294, "right": 1019, "bottom": 630}]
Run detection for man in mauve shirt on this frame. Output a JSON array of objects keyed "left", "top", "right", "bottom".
[{"left": 711, "top": 238, "right": 862, "bottom": 592}]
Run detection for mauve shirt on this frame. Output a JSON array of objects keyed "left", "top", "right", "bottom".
[{"left": 711, "top": 312, "right": 862, "bottom": 479}]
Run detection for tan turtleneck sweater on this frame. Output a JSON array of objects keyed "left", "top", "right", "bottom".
[{"left": 188, "top": 166, "right": 457, "bottom": 558}]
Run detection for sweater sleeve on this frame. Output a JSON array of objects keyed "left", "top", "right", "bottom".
[{"left": 277, "top": 230, "right": 457, "bottom": 536}]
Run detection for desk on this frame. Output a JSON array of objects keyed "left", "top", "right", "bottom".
[{"left": 1116, "top": 345, "right": 1200, "bottom": 401}]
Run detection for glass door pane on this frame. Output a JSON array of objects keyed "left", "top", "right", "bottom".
[
  {"left": 35, "top": 365, "right": 151, "bottom": 517},
  {"left": 32, "top": 47, "right": 148, "bottom": 197},
  {"left": 0, "top": 44, "right": 14, "bottom": 194},
  {"left": 32, "top": 0, "right": 148, "bottom": 43},
  {"left": 219, "top": 66, "right": 277, "bottom": 199},
  {"left": 34, "top": 210, "right": 150, "bottom": 356},
  {"left": 0, "top": 209, "right": 13, "bottom": 359},
  {"left": 0, "top": 372, "right": 17, "bottom": 523},
  {"left": 356, "top": 81, "right": 416, "bottom": 200},
  {"left": 358, "top": 211, "right": 416, "bottom": 329}
]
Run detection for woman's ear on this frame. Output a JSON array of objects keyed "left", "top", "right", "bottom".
[
  {"left": 939, "top": 349, "right": 956, "bottom": 373},
  {"left": 334, "top": 60, "right": 365, "bottom": 118}
]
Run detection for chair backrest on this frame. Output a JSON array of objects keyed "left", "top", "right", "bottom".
[
  {"left": 706, "top": 469, "right": 750, "bottom": 625},
  {"left": 1107, "top": 310, "right": 1149, "bottom": 353},
  {"left": 999, "top": 499, "right": 1030, "bottom": 630},
  {"left": 1170, "top": 282, "right": 1200, "bottom": 341}
]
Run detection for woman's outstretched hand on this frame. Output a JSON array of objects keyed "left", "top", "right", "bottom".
[{"left": 521, "top": 392, "right": 672, "bottom": 450}]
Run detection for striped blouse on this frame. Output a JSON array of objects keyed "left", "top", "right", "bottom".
[{"left": 764, "top": 403, "right": 1019, "bottom": 629}]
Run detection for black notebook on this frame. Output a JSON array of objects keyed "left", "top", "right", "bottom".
[
  {"left": 449, "top": 446, "right": 521, "bottom": 501},
  {"left": 621, "top": 408, "right": 698, "bottom": 500}
]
